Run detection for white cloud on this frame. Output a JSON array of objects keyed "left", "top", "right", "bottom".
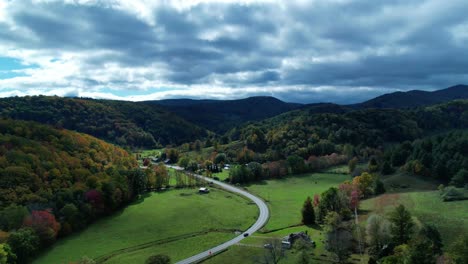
[{"left": 0, "top": 0, "right": 467, "bottom": 103}]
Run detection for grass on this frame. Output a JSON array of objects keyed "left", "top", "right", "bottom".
[
  {"left": 380, "top": 172, "right": 438, "bottom": 193},
  {"left": 361, "top": 190, "right": 468, "bottom": 246},
  {"left": 205, "top": 171, "right": 350, "bottom": 263},
  {"left": 139, "top": 149, "right": 164, "bottom": 158},
  {"left": 104, "top": 232, "right": 234, "bottom": 264},
  {"left": 360, "top": 172, "right": 468, "bottom": 247},
  {"left": 212, "top": 170, "right": 230, "bottom": 181},
  {"left": 33, "top": 188, "right": 257, "bottom": 264},
  {"left": 246, "top": 172, "right": 350, "bottom": 231}
]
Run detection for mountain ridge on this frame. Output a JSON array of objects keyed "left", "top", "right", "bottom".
[{"left": 352, "top": 84, "right": 468, "bottom": 109}]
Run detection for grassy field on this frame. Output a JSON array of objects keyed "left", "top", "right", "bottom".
[
  {"left": 360, "top": 172, "right": 468, "bottom": 246},
  {"left": 34, "top": 188, "right": 257, "bottom": 264},
  {"left": 246, "top": 172, "right": 350, "bottom": 231},
  {"left": 212, "top": 170, "right": 230, "bottom": 181},
  {"left": 205, "top": 171, "right": 350, "bottom": 263},
  {"left": 361, "top": 190, "right": 468, "bottom": 246}
]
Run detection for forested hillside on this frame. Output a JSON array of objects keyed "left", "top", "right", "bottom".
[
  {"left": 0, "top": 96, "right": 208, "bottom": 148},
  {"left": 224, "top": 100, "right": 468, "bottom": 161},
  {"left": 0, "top": 120, "right": 144, "bottom": 262},
  {"left": 148, "top": 96, "right": 301, "bottom": 133},
  {"left": 383, "top": 130, "right": 468, "bottom": 186}
]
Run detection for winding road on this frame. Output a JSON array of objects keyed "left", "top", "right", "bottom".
[{"left": 168, "top": 166, "right": 270, "bottom": 264}]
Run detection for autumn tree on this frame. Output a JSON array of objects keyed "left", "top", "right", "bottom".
[
  {"left": 352, "top": 172, "right": 376, "bottom": 197},
  {"left": 23, "top": 210, "right": 61, "bottom": 245},
  {"left": 301, "top": 196, "right": 315, "bottom": 225}
]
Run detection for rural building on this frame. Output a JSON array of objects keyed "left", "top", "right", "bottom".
[
  {"left": 281, "top": 231, "right": 315, "bottom": 249},
  {"left": 199, "top": 187, "right": 210, "bottom": 193}
]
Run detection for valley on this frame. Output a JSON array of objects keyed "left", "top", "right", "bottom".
[{"left": 0, "top": 85, "right": 467, "bottom": 264}]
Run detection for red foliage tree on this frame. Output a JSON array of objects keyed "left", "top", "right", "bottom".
[
  {"left": 85, "top": 189, "right": 104, "bottom": 211},
  {"left": 313, "top": 194, "right": 320, "bottom": 207},
  {"left": 338, "top": 182, "right": 360, "bottom": 210},
  {"left": 23, "top": 210, "right": 60, "bottom": 244}
]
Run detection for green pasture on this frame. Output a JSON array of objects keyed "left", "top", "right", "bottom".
[
  {"left": 246, "top": 172, "right": 350, "bottom": 231},
  {"left": 34, "top": 188, "right": 257, "bottom": 264}
]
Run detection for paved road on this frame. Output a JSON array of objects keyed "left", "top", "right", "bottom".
[{"left": 168, "top": 166, "right": 269, "bottom": 264}]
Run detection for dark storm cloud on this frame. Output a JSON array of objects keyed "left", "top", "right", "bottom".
[{"left": 0, "top": 0, "right": 467, "bottom": 103}]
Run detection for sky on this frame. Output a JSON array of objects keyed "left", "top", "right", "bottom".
[{"left": 0, "top": 0, "right": 467, "bottom": 104}]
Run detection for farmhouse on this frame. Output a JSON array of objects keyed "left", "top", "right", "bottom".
[{"left": 281, "top": 231, "right": 315, "bottom": 249}]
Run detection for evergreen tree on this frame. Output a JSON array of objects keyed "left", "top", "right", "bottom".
[
  {"left": 389, "top": 205, "right": 414, "bottom": 245},
  {"left": 301, "top": 196, "right": 315, "bottom": 225}
]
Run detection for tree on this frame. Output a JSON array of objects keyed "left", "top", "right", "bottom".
[
  {"left": 366, "top": 214, "right": 391, "bottom": 259},
  {"left": 381, "top": 160, "right": 394, "bottom": 175},
  {"left": 448, "top": 234, "right": 468, "bottom": 264},
  {"left": 230, "top": 165, "right": 251, "bottom": 184},
  {"left": 60, "top": 203, "right": 80, "bottom": 231},
  {"left": 214, "top": 153, "right": 227, "bottom": 165},
  {"left": 301, "top": 196, "right": 315, "bottom": 225},
  {"left": 287, "top": 155, "right": 306, "bottom": 174},
  {"left": 313, "top": 194, "right": 320, "bottom": 207},
  {"left": 178, "top": 157, "right": 190, "bottom": 169},
  {"left": 379, "top": 244, "right": 410, "bottom": 264},
  {"left": 389, "top": 204, "right": 414, "bottom": 245},
  {"left": 368, "top": 156, "right": 379, "bottom": 172},
  {"left": 7, "top": 228, "right": 40, "bottom": 263},
  {"left": 257, "top": 239, "right": 284, "bottom": 264},
  {"left": 352, "top": 172, "right": 376, "bottom": 197},
  {"left": 145, "top": 254, "right": 171, "bottom": 264},
  {"left": 0, "top": 243, "right": 16, "bottom": 264},
  {"left": 247, "top": 162, "right": 263, "bottom": 181},
  {"left": 23, "top": 210, "right": 61, "bottom": 245},
  {"left": 348, "top": 157, "right": 358, "bottom": 174},
  {"left": 418, "top": 224, "right": 443, "bottom": 256},
  {"left": 408, "top": 238, "right": 437, "bottom": 264},
  {"left": 131, "top": 169, "right": 147, "bottom": 196},
  {"left": 450, "top": 169, "right": 468, "bottom": 187},
  {"left": 294, "top": 239, "right": 313, "bottom": 264},
  {"left": 319, "top": 187, "right": 343, "bottom": 220},
  {"left": 324, "top": 212, "right": 352, "bottom": 264},
  {"left": 0, "top": 204, "right": 29, "bottom": 231},
  {"left": 165, "top": 148, "right": 179, "bottom": 163}
]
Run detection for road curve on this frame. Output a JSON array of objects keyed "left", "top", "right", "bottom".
[{"left": 169, "top": 166, "right": 269, "bottom": 264}]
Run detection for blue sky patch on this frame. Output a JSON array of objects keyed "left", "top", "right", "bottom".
[{"left": 0, "top": 57, "right": 37, "bottom": 79}]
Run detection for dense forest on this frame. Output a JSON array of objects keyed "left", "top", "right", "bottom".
[
  {"left": 171, "top": 100, "right": 468, "bottom": 187},
  {"left": 383, "top": 130, "right": 468, "bottom": 186},
  {"left": 0, "top": 96, "right": 208, "bottom": 148},
  {"left": 149, "top": 96, "right": 301, "bottom": 133},
  {"left": 0, "top": 119, "right": 143, "bottom": 263},
  {"left": 224, "top": 100, "right": 468, "bottom": 161}
]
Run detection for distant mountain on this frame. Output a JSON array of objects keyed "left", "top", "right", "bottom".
[
  {"left": 146, "top": 96, "right": 302, "bottom": 133},
  {"left": 354, "top": 84, "right": 468, "bottom": 109},
  {"left": 0, "top": 96, "right": 207, "bottom": 148}
]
